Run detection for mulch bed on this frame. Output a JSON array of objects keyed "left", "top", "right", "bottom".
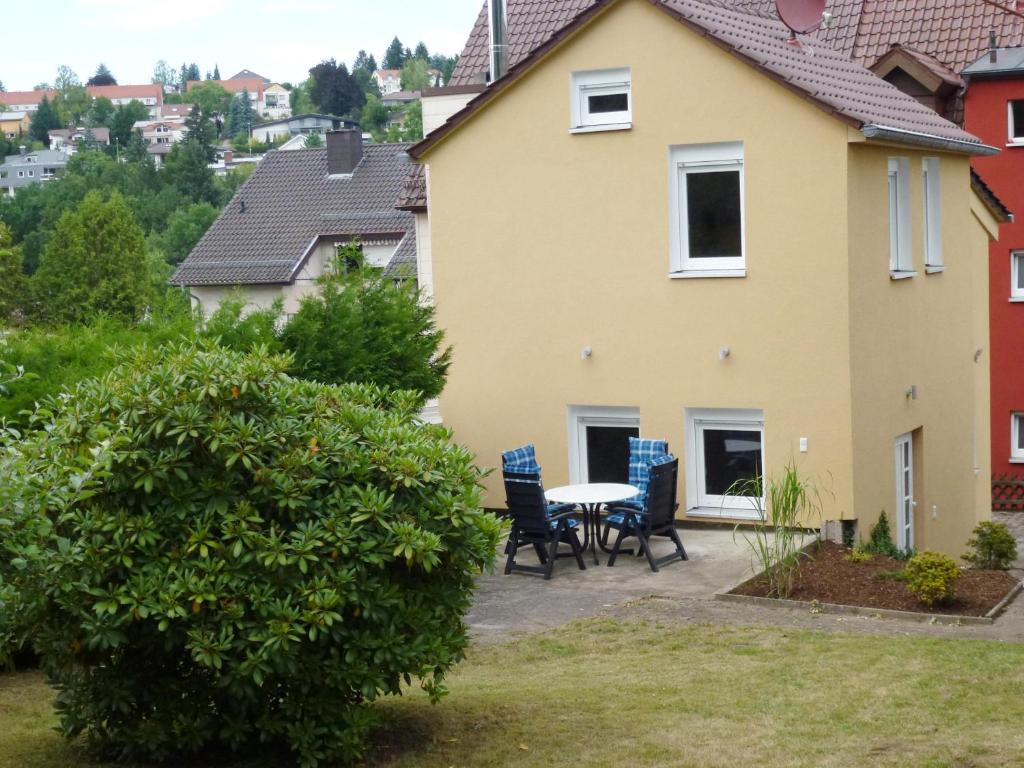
[{"left": 730, "top": 541, "right": 1019, "bottom": 617}]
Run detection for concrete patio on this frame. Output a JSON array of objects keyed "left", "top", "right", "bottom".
[{"left": 467, "top": 524, "right": 759, "bottom": 640}]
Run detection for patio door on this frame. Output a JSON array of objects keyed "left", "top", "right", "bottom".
[
  {"left": 894, "top": 433, "right": 914, "bottom": 551},
  {"left": 569, "top": 407, "right": 640, "bottom": 484}
]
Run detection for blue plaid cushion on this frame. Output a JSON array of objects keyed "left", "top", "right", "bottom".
[
  {"left": 502, "top": 444, "right": 541, "bottom": 475},
  {"left": 626, "top": 437, "right": 669, "bottom": 502},
  {"left": 550, "top": 517, "right": 580, "bottom": 530},
  {"left": 546, "top": 502, "right": 576, "bottom": 516},
  {"left": 605, "top": 511, "right": 647, "bottom": 529}
]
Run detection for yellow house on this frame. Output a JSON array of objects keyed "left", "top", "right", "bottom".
[
  {"left": 0, "top": 111, "right": 30, "bottom": 141},
  {"left": 410, "top": 0, "right": 1009, "bottom": 555}
]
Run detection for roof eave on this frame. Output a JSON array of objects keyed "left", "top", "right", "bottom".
[{"left": 860, "top": 124, "right": 999, "bottom": 156}]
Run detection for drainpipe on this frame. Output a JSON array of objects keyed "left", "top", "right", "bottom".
[{"left": 488, "top": 0, "right": 507, "bottom": 82}]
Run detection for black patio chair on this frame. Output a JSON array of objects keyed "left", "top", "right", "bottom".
[
  {"left": 603, "top": 458, "right": 688, "bottom": 572},
  {"left": 503, "top": 474, "right": 586, "bottom": 580}
]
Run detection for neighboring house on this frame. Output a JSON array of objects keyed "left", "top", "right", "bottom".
[
  {"left": 171, "top": 130, "right": 417, "bottom": 316},
  {"left": 381, "top": 90, "right": 421, "bottom": 107},
  {"left": 251, "top": 113, "right": 358, "bottom": 144},
  {"left": 0, "top": 147, "right": 67, "bottom": 196},
  {"left": 262, "top": 84, "right": 291, "bottom": 120},
  {"left": 374, "top": 69, "right": 403, "bottom": 95},
  {"left": 0, "top": 111, "right": 30, "bottom": 139},
  {"left": 208, "top": 148, "right": 262, "bottom": 177},
  {"left": 132, "top": 119, "right": 188, "bottom": 166},
  {"left": 187, "top": 78, "right": 291, "bottom": 119},
  {"left": 0, "top": 84, "right": 164, "bottom": 117},
  {"left": 409, "top": 0, "right": 1009, "bottom": 557},
  {"left": 160, "top": 103, "right": 196, "bottom": 119},
  {"left": 48, "top": 126, "right": 111, "bottom": 154},
  {"left": 963, "top": 48, "right": 1024, "bottom": 478},
  {"left": 228, "top": 69, "right": 271, "bottom": 85}
]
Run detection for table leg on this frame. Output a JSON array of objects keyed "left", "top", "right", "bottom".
[{"left": 582, "top": 504, "right": 600, "bottom": 566}]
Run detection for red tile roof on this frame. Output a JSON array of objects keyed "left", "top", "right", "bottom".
[
  {"left": 187, "top": 79, "right": 265, "bottom": 97},
  {"left": 1, "top": 90, "right": 58, "bottom": 105},
  {"left": 86, "top": 84, "right": 163, "bottom": 101},
  {"left": 421, "top": 0, "right": 988, "bottom": 158}
]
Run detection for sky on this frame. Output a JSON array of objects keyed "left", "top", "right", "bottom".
[{"left": 2, "top": 0, "right": 484, "bottom": 91}]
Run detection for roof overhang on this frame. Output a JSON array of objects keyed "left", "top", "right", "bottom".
[{"left": 860, "top": 124, "right": 999, "bottom": 156}]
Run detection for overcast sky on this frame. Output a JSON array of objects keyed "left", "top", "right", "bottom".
[{"left": 2, "top": 0, "right": 484, "bottom": 90}]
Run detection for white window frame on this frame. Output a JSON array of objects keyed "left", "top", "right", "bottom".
[
  {"left": 570, "top": 68, "right": 631, "bottom": 133},
  {"left": 1008, "top": 100, "right": 1024, "bottom": 145},
  {"left": 1012, "top": 413, "right": 1024, "bottom": 463},
  {"left": 684, "top": 408, "right": 765, "bottom": 519},
  {"left": 669, "top": 142, "right": 745, "bottom": 278},
  {"left": 922, "top": 157, "right": 943, "bottom": 272},
  {"left": 1011, "top": 252, "right": 1024, "bottom": 302},
  {"left": 566, "top": 405, "right": 641, "bottom": 485},
  {"left": 888, "top": 157, "right": 914, "bottom": 278}
]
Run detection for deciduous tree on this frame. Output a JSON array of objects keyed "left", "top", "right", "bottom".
[
  {"left": 108, "top": 99, "right": 150, "bottom": 149},
  {"left": 400, "top": 58, "right": 432, "bottom": 92},
  {"left": 308, "top": 59, "right": 365, "bottom": 117}
]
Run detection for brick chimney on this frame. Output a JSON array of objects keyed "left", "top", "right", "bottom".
[
  {"left": 223, "top": 149, "right": 233, "bottom": 166},
  {"left": 326, "top": 129, "right": 363, "bottom": 176}
]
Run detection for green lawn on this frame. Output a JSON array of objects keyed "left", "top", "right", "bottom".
[{"left": 4, "top": 619, "right": 1024, "bottom": 768}]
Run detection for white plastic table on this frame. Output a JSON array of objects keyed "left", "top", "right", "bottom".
[{"left": 545, "top": 483, "right": 639, "bottom": 565}]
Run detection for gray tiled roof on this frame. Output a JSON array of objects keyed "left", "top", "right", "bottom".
[
  {"left": 171, "top": 144, "right": 417, "bottom": 286},
  {"left": 424, "top": 0, "right": 986, "bottom": 156}
]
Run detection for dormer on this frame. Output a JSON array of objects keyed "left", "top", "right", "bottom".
[{"left": 870, "top": 45, "right": 964, "bottom": 122}]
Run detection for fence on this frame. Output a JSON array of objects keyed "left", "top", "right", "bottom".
[{"left": 993, "top": 474, "right": 1024, "bottom": 512}]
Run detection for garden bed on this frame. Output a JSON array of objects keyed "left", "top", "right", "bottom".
[{"left": 729, "top": 541, "right": 1020, "bottom": 618}]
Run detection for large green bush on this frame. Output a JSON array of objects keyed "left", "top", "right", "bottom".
[
  {"left": 905, "top": 551, "right": 961, "bottom": 606},
  {"left": 962, "top": 521, "right": 1018, "bottom": 570},
  {"left": 1, "top": 343, "right": 501, "bottom": 765}
]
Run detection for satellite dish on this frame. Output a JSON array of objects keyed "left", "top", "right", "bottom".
[{"left": 775, "top": 0, "right": 826, "bottom": 43}]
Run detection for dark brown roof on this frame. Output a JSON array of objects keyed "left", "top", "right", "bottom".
[
  {"left": 418, "top": 0, "right": 988, "bottom": 158},
  {"left": 395, "top": 164, "right": 427, "bottom": 211},
  {"left": 451, "top": 0, "right": 1024, "bottom": 84},
  {"left": 873, "top": 45, "right": 964, "bottom": 89},
  {"left": 971, "top": 168, "right": 1013, "bottom": 223},
  {"left": 171, "top": 145, "right": 416, "bottom": 287}
]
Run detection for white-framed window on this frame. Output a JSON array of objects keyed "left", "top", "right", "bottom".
[
  {"left": 17, "top": 171, "right": 24, "bottom": 178},
  {"left": 1012, "top": 252, "right": 1024, "bottom": 301},
  {"left": 567, "top": 405, "right": 641, "bottom": 484},
  {"left": 1012, "top": 413, "right": 1024, "bottom": 462},
  {"left": 1009, "top": 100, "right": 1024, "bottom": 144},
  {"left": 27, "top": 170, "right": 33, "bottom": 177},
  {"left": 922, "top": 157, "right": 942, "bottom": 271},
  {"left": 888, "top": 157, "right": 913, "bottom": 277},
  {"left": 685, "top": 408, "right": 764, "bottom": 518},
  {"left": 669, "top": 142, "right": 745, "bottom": 277},
  {"left": 570, "top": 68, "right": 631, "bottom": 132}
]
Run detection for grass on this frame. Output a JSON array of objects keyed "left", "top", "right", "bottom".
[{"left": 4, "top": 620, "right": 1024, "bottom": 768}]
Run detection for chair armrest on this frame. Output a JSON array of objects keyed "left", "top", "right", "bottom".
[{"left": 547, "top": 510, "right": 579, "bottom": 522}]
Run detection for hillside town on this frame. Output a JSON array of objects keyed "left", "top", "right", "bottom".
[{"left": 5, "top": 1, "right": 1024, "bottom": 767}]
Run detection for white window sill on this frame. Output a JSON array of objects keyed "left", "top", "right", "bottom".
[
  {"left": 925, "top": 265, "right": 945, "bottom": 274},
  {"left": 1010, "top": 296, "right": 1024, "bottom": 303},
  {"left": 890, "top": 270, "right": 918, "bottom": 280},
  {"left": 1009, "top": 457, "right": 1024, "bottom": 464},
  {"left": 686, "top": 506, "right": 763, "bottom": 521},
  {"left": 1007, "top": 141, "right": 1024, "bottom": 147},
  {"left": 569, "top": 122, "right": 632, "bottom": 135},
  {"left": 669, "top": 268, "right": 746, "bottom": 279}
]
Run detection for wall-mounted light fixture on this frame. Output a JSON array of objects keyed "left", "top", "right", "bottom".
[
  {"left": 905, "top": 385, "right": 918, "bottom": 400},
  {"left": 581, "top": 346, "right": 593, "bottom": 360},
  {"left": 719, "top": 347, "right": 731, "bottom": 360},
  {"left": 974, "top": 348, "right": 985, "bottom": 363}
]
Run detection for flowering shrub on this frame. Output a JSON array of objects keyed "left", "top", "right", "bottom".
[{"left": 1, "top": 344, "right": 501, "bottom": 765}]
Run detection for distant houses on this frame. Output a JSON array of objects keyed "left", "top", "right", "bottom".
[
  {"left": 0, "top": 147, "right": 68, "bottom": 197},
  {"left": 251, "top": 114, "right": 359, "bottom": 145},
  {"left": 48, "top": 127, "right": 111, "bottom": 154},
  {"left": 186, "top": 76, "right": 292, "bottom": 120},
  {"left": 1, "top": 85, "right": 165, "bottom": 118}
]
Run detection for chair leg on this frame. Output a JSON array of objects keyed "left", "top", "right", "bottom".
[
  {"left": 567, "top": 528, "right": 586, "bottom": 571},
  {"left": 668, "top": 527, "right": 689, "bottom": 562},
  {"left": 533, "top": 542, "right": 549, "bottom": 564},
  {"left": 637, "top": 532, "right": 659, "bottom": 573},
  {"left": 607, "top": 526, "right": 628, "bottom": 567},
  {"left": 544, "top": 531, "right": 560, "bottom": 580},
  {"left": 504, "top": 529, "right": 519, "bottom": 575}
]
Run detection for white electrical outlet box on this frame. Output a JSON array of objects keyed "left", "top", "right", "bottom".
[
  {"left": 799, "top": 437, "right": 808, "bottom": 453},
  {"left": 932, "top": 505, "right": 938, "bottom": 519}
]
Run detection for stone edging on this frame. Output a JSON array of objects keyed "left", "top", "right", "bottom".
[{"left": 714, "top": 579, "right": 1023, "bottom": 627}]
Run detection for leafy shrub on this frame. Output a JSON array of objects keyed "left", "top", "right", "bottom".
[
  {"left": 963, "top": 521, "right": 1018, "bottom": 571},
  {"left": 904, "top": 552, "right": 961, "bottom": 606},
  {"left": 862, "top": 511, "right": 901, "bottom": 559},
  {"left": 845, "top": 544, "right": 872, "bottom": 564},
  {"left": 2, "top": 343, "right": 501, "bottom": 765}
]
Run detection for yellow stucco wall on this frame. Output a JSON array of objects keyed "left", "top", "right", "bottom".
[{"left": 420, "top": 0, "right": 990, "bottom": 554}]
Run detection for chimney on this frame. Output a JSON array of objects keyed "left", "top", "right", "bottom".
[
  {"left": 990, "top": 30, "right": 998, "bottom": 64},
  {"left": 488, "top": 0, "right": 507, "bottom": 82},
  {"left": 19, "top": 145, "right": 26, "bottom": 156},
  {"left": 223, "top": 149, "right": 233, "bottom": 166},
  {"left": 326, "top": 129, "right": 363, "bottom": 176}
]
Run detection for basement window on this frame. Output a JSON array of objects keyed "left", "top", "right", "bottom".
[
  {"left": 669, "top": 142, "right": 745, "bottom": 277},
  {"left": 1009, "top": 100, "right": 1024, "bottom": 144},
  {"left": 570, "top": 68, "right": 631, "bottom": 132}
]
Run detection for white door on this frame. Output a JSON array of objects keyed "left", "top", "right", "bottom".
[{"left": 894, "top": 433, "right": 914, "bottom": 551}]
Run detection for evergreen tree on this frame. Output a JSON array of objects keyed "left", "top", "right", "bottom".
[
  {"left": 124, "top": 130, "right": 150, "bottom": 163},
  {"left": 0, "top": 80, "right": 6, "bottom": 92},
  {"left": 86, "top": 63, "right": 117, "bottom": 86},
  {"left": 179, "top": 62, "right": 189, "bottom": 90},
  {"left": 367, "top": 54, "right": 378, "bottom": 72},
  {"left": 226, "top": 90, "right": 255, "bottom": 137},
  {"left": 213, "top": 63, "right": 221, "bottom": 80},
  {"left": 163, "top": 140, "right": 218, "bottom": 206},
  {"left": 414, "top": 42, "right": 430, "bottom": 60},
  {"left": 183, "top": 106, "right": 217, "bottom": 161},
  {"left": 353, "top": 50, "right": 373, "bottom": 72},
  {"left": 29, "top": 97, "right": 61, "bottom": 147},
  {"left": 383, "top": 37, "right": 406, "bottom": 69},
  {"left": 108, "top": 100, "right": 151, "bottom": 150}
]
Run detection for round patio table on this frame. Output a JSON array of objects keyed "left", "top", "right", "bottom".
[{"left": 545, "top": 483, "right": 639, "bottom": 565}]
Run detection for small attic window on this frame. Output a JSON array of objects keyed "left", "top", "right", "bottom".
[
  {"left": 1009, "top": 100, "right": 1024, "bottom": 144},
  {"left": 571, "top": 68, "right": 631, "bottom": 133}
]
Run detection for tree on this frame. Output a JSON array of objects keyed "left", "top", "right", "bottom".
[
  {"left": 164, "top": 140, "right": 217, "bottom": 205},
  {"left": 430, "top": 54, "right": 459, "bottom": 85},
  {"left": 213, "top": 63, "right": 221, "bottom": 79},
  {"left": 308, "top": 59, "right": 365, "bottom": 117},
  {"left": 57, "top": 86, "right": 91, "bottom": 125},
  {"left": 149, "top": 201, "right": 218, "bottom": 264},
  {"left": 31, "top": 191, "right": 154, "bottom": 323},
  {"left": 183, "top": 105, "right": 217, "bottom": 159},
  {"left": 414, "top": 41, "right": 430, "bottom": 60},
  {"left": 401, "top": 100, "right": 423, "bottom": 142},
  {"left": 303, "top": 132, "right": 323, "bottom": 148},
  {"left": 108, "top": 99, "right": 150, "bottom": 149},
  {"left": 353, "top": 49, "right": 373, "bottom": 72},
  {"left": 400, "top": 58, "right": 432, "bottom": 92},
  {"left": 359, "top": 94, "right": 389, "bottom": 137},
  {"left": 187, "top": 81, "right": 233, "bottom": 119},
  {"left": 3, "top": 342, "right": 500, "bottom": 765},
  {"left": 383, "top": 36, "right": 407, "bottom": 69},
  {"left": 0, "top": 222, "right": 26, "bottom": 320},
  {"left": 226, "top": 89, "right": 255, "bottom": 137},
  {"left": 86, "top": 63, "right": 117, "bottom": 86},
  {"left": 87, "top": 96, "right": 115, "bottom": 127},
  {"left": 29, "top": 97, "right": 61, "bottom": 147},
  {"left": 180, "top": 62, "right": 200, "bottom": 90},
  {"left": 152, "top": 60, "right": 176, "bottom": 87},
  {"left": 288, "top": 77, "right": 316, "bottom": 114},
  {"left": 281, "top": 241, "right": 452, "bottom": 402},
  {"left": 0, "top": 80, "right": 5, "bottom": 92},
  {"left": 54, "top": 65, "right": 80, "bottom": 94}
]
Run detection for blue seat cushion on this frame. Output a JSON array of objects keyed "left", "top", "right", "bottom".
[
  {"left": 502, "top": 444, "right": 542, "bottom": 475},
  {"left": 605, "top": 511, "right": 647, "bottom": 529},
  {"left": 611, "top": 499, "right": 646, "bottom": 513},
  {"left": 546, "top": 502, "right": 576, "bottom": 516},
  {"left": 551, "top": 517, "right": 580, "bottom": 530}
]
